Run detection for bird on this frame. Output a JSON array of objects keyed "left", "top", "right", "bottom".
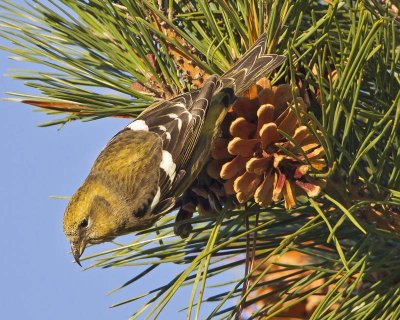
[{"left": 63, "top": 33, "right": 285, "bottom": 266}]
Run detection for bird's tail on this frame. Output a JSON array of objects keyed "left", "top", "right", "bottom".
[{"left": 220, "top": 33, "right": 285, "bottom": 95}]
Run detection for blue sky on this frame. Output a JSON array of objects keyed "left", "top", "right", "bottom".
[{"left": 0, "top": 2, "right": 197, "bottom": 319}]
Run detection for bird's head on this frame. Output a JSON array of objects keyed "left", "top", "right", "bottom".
[{"left": 63, "top": 178, "right": 124, "bottom": 266}]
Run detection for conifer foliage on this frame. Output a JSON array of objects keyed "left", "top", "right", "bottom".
[{"left": 1, "top": 0, "right": 399, "bottom": 319}]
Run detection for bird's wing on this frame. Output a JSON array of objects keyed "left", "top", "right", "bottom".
[{"left": 125, "top": 76, "right": 221, "bottom": 211}]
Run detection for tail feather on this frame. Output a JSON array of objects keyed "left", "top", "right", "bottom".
[{"left": 220, "top": 33, "right": 285, "bottom": 95}]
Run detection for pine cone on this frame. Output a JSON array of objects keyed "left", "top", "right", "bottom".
[
  {"left": 175, "top": 79, "right": 328, "bottom": 237},
  {"left": 208, "top": 79, "right": 328, "bottom": 209}
]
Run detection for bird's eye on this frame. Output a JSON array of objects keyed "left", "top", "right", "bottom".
[{"left": 79, "top": 218, "right": 89, "bottom": 228}]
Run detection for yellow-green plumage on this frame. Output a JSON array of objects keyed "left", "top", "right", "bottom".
[{"left": 63, "top": 130, "right": 162, "bottom": 264}]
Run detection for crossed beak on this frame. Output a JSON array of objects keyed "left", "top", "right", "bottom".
[{"left": 70, "top": 239, "right": 86, "bottom": 267}]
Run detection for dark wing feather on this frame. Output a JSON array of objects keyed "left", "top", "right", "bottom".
[
  {"left": 125, "top": 76, "right": 219, "bottom": 207},
  {"left": 137, "top": 97, "right": 193, "bottom": 160},
  {"left": 220, "top": 33, "right": 285, "bottom": 95},
  {"left": 175, "top": 77, "right": 219, "bottom": 171}
]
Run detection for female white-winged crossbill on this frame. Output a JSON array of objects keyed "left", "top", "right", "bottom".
[{"left": 63, "top": 33, "right": 285, "bottom": 265}]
